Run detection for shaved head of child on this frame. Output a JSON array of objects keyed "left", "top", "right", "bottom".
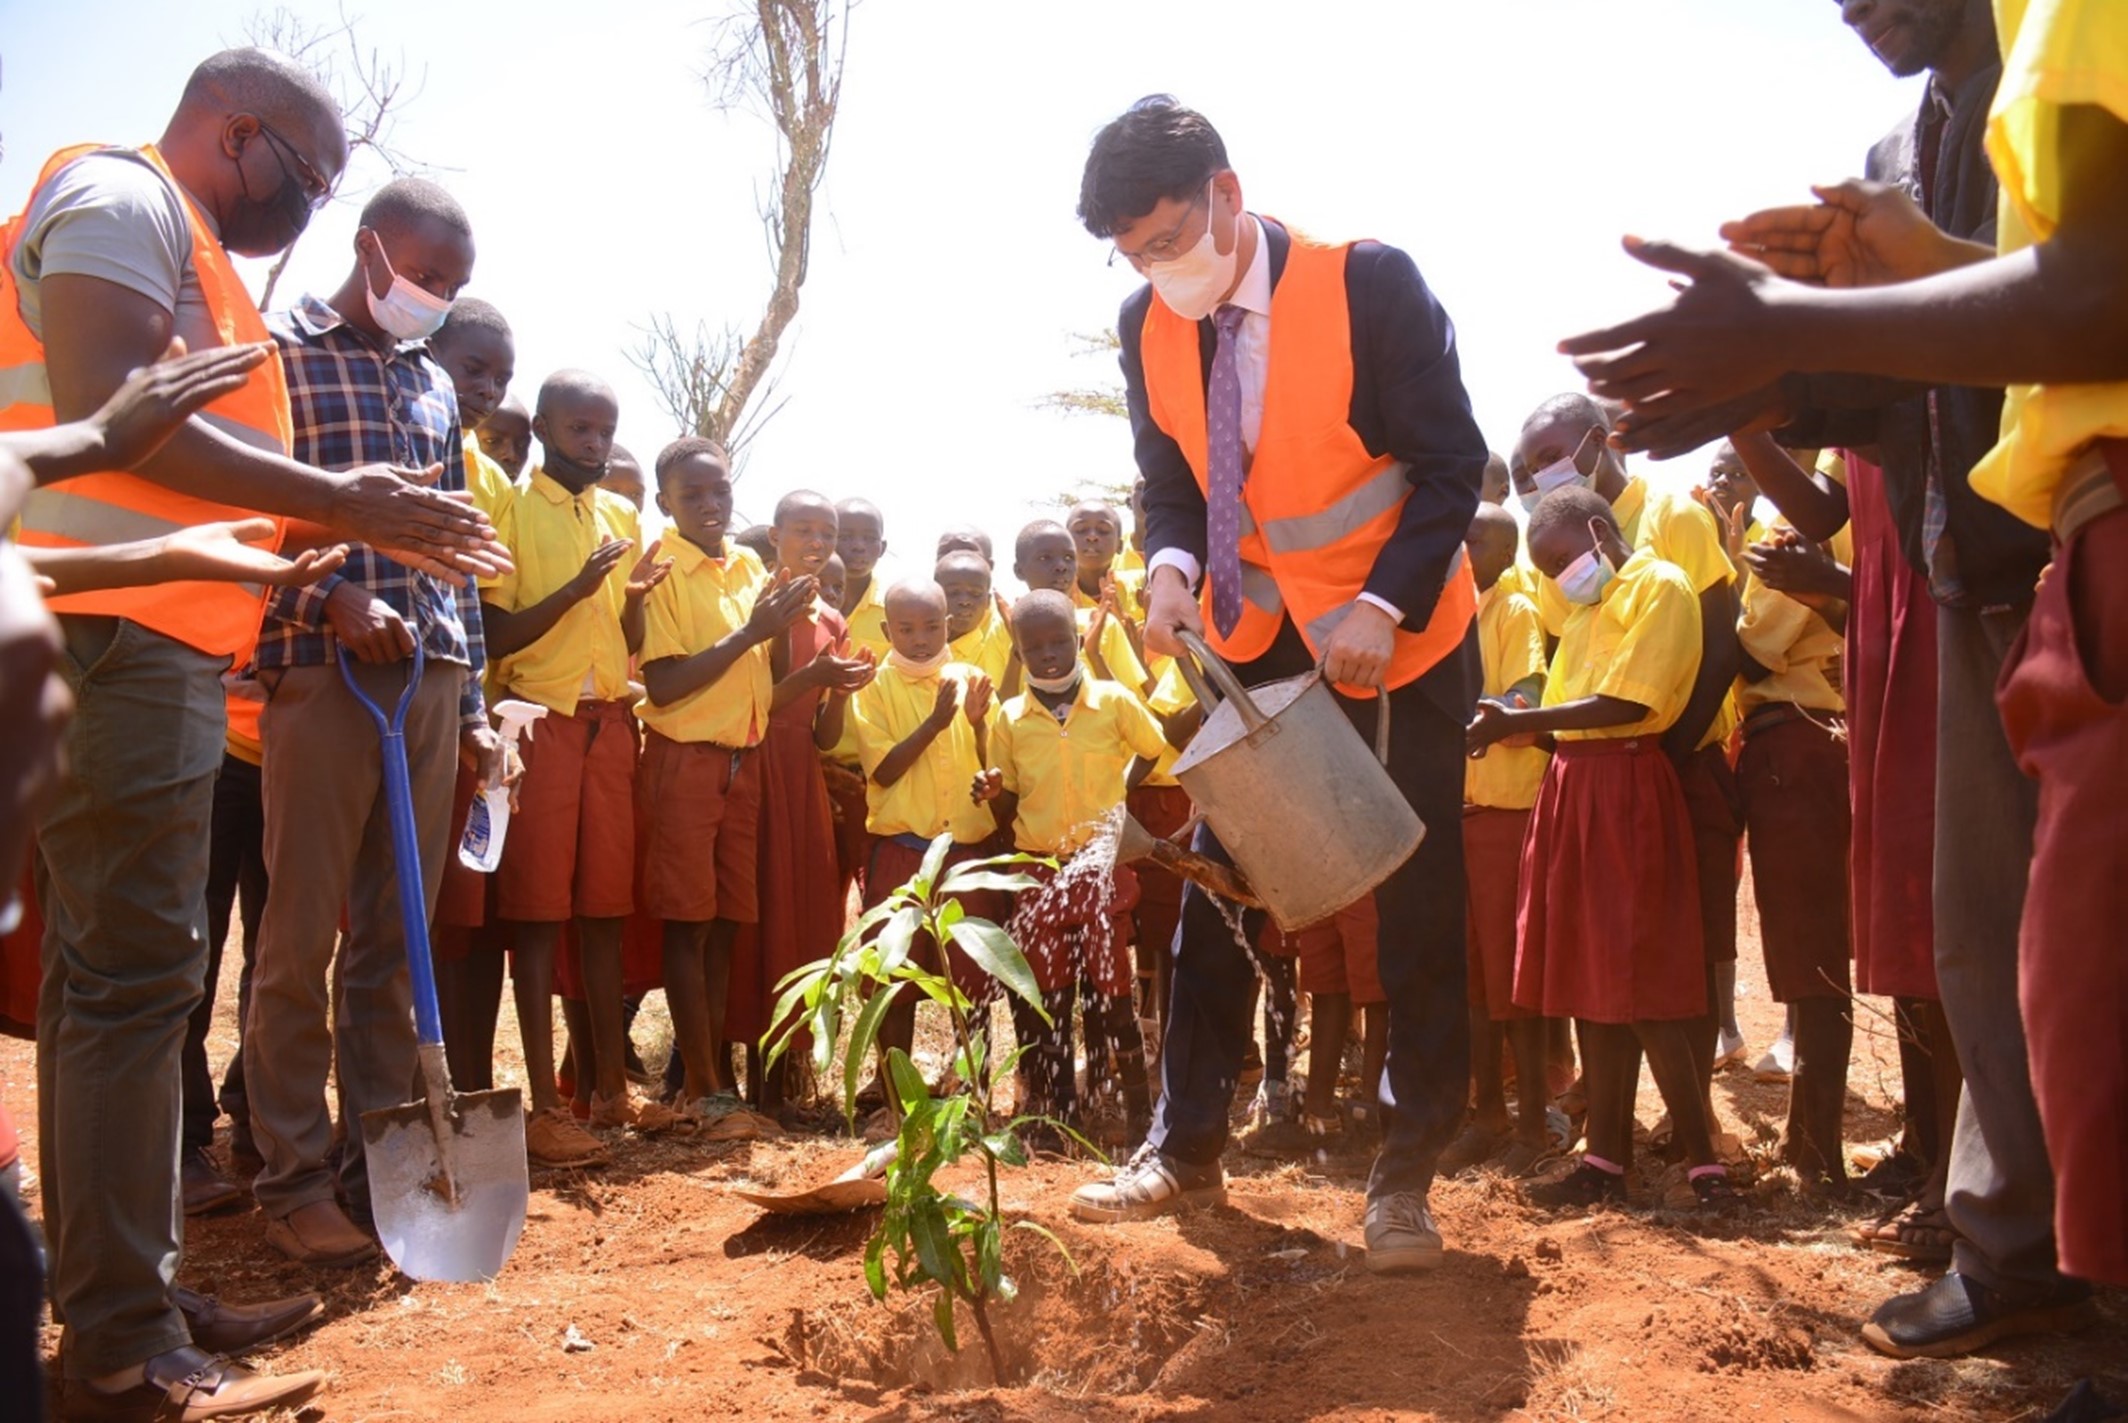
[
  {"left": 533, "top": 370, "right": 619, "bottom": 490},
  {"left": 835, "top": 498, "right": 886, "bottom": 581},
  {"left": 1066, "top": 500, "right": 1124, "bottom": 593},
  {"left": 936, "top": 525, "right": 994, "bottom": 565},
  {"left": 817, "top": 553, "right": 848, "bottom": 611},
  {"left": 1015, "top": 519, "right": 1077, "bottom": 595},
  {"left": 882, "top": 579, "right": 951, "bottom": 663},
  {"left": 1479, "top": 451, "right": 1511, "bottom": 507},
  {"left": 1465, "top": 504, "right": 1522, "bottom": 593},
  {"left": 654, "top": 436, "right": 734, "bottom": 554},
  {"left": 1515, "top": 391, "right": 1618, "bottom": 501},
  {"left": 1010, "top": 590, "right": 1081, "bottom": 684},
  {"left": 935, "top": 550, "right": 994, "bottom": 639},
  {"left": 430, "top": 297, "right": 514, "bottom": 430},
  {"left": 601, "top": 444, "right": 646, "bottom": 511},
  {"left": 735, "top": 524, "right": 777, "bottom": 571},
  {"left": 1527, "top": 484, "right": 1626, "bottom": 580},
  {"left": 772, "top": 490, "right": 838, "bottom": 577},
  {"left": 477, "top": 394, "right": 532, "bottom": 478}
]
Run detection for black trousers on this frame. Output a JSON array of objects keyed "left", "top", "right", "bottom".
[
  {"left": 180, "top": 753, "right": 268, "bottom": 1154},
  {"left": 1148, "top": 618, "right": 1475, "bottom": 1198}
]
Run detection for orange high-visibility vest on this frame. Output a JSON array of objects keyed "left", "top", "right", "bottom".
[
  {"left": 2, "top": 143, "right": 291, "bottom": 660},
  {"left": 1141, "top": 229, "right": 1476, "bottom": 697}
]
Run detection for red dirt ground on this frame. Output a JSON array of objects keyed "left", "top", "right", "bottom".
[{"left": 7, "top": 893, "right": 2123, "bottom": 1421}]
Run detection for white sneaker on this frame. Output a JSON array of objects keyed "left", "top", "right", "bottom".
[
  {"left": 1068, "top": 1142, "right": 1226, "bottom": 1223},
  {"left": 1363, "top": 1192, "right": 1444, "bottom": 1274},
  {"left": 1753, "top": 1031, "right": 1796, "bottom": 1083}
]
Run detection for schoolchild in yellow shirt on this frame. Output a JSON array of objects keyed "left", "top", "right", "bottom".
[
  {"left": 1441, "top": 504, "right": 1558, "bottom": 1179},
  {"left": 637, "top": 439, "right": 813, "bottom": 1117},
  {"left": 973, "top": 591, "right": 1171, "bottom": 1147},
  {"left": 1467, "top": 486, "right": 1739, "bottom": 1214},
  {"left": 481, "top": 371, "right": 672, "bottom": 1162},
  {"left": 938, "top": 548, "right": 1018, "bottom": 691},
  {"left": 848, "top": 578, "right": 1001, "bottom": 1069},
  {"left": 1014, "top": 519, "right": 1151, "bottom": 697},
  {"left": 474, "top": 393, "right": 531, "bottom": 481}
]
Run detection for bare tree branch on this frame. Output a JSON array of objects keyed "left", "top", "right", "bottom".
[{"left": 630, "top": 0, "right": 850, "bottom": 464}]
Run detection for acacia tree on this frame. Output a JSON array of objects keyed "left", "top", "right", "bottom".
[
  {"left": 630, "top": 0, "right": 850, "bottom": 464},
  {"left": 243, "top": 5, "right": 427, "bottom": 308},
  {"left": 1040, "top": 328, "right": 1134, "bottom": 509}
]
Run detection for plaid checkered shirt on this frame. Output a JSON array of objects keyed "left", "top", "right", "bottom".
[{"left": 254, "top": 294, "right": 488, "bottom": 728}]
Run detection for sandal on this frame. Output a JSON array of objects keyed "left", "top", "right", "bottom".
[{"left": 1856, "top": 1200, "right": 1957, "bottom": 1262}]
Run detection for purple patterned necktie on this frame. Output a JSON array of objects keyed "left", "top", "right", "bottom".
[{"left": 1206, "top": 303, "right": 1249, "bottom": 637}]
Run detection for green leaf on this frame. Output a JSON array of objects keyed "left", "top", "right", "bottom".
[
  {"left": 875, "top": 905, "right": 921, "bottom": 975},
  {"left": 934, "top": 896, "right": 965, "bottom": 937},
  {"left": 915, "top": 832, "right": 955, "bottom": 899},
  {"left": 946, "top": 918, "right": 1046, "bottom": 1014},
  {"left": 863, "top": 1231, "right": 889, "bottom": 1301},
  {"left": 980, "top": 1131, "right": 1028, "bottom": 1168},
  {"left": 842, "top": 981, "right": 905, "bottom": 1116},
  {"left": 1008, "top": 1114, "right": 1109, "bottom": 1164},
  {"left": 885, "top": 1048, "right": 929, "bottom": 1114},
  {"left": 951, "top": 849, "right": 1055, "bottom": 877},
  {"left": 910, "top": 1199, "right": 956, "bottom": 1287},
  {"left": 976, "top": 1218, "right": 1004, "bottom": 1293},
  {"left": 938, "top": 869, "right": 1042, "bottom": 897},
  {"left": 838, "top": 898, "right": 901, "bottom": 952},
  {"left": 931, "top": 1289, "right": 959, "bottom": 1353},
  {"left": 1011, "top": 1219, "right": 1080, "bottom": 1277}
]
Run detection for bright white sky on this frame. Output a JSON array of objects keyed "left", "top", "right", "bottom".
[{"left": 5, "top": 0, "right": 1920, "bottom": 591}]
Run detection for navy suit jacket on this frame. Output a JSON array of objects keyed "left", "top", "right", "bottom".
[{"left": 1118, "top": 217, "right": 1486, "bottom": 636}]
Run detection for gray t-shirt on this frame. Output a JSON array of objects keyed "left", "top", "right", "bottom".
[{"left": 11, "top": 148, "right": 224, "bottom": 358}]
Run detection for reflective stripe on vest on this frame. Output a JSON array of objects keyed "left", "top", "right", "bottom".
[
  {"left": 2, "top": 143, "right": 291, "bottom": 660},
  {"left": 1139, "top": 225, "right": 1475, "bottom": 695}
]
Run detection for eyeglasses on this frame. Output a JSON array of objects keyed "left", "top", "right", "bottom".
[
  {"left": 1108, "top": 179, "right": 1212, "bottom": 270},
  {"left": 253, "top": 118, "right": 334, "bottom": 212}
]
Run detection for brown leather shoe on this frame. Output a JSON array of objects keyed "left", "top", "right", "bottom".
[
  {"left": 263, "top": 1199, "right": 377, "bottom": 1268},
  {"left": 180, "top": 1150, "right": 244, "bottom": 1217},
  {"left": 58, "top": 1345, "right": 325, "bottom": 1421},
  {"left": 174, "top": 1285, "right": 325, "bottom": 1355}
]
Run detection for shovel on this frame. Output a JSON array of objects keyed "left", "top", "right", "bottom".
[{"left": 340, "top": 643, "right": 529, "bottom": 1283}]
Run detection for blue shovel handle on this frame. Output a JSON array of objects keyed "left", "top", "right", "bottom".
[{"left": 336, "top": 642, "right": 445, "bottom": 1050}]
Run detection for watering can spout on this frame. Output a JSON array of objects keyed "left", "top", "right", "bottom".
[
  {"left": 1114, "top": 811, "right": 1264, "bottom": 908},
  {"left": 1115, "top": 811, "right": 1160, "bottom": 866}
]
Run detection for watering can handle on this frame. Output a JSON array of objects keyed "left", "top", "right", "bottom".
[{"left": 1174, "top": 631, "right": 1269, "bottom": 735}]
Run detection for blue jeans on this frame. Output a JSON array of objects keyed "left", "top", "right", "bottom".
[{"left": 1149, "top": 620, "right": 1475, "bottom": 1200}]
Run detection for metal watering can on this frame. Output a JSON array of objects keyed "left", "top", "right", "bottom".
[{"left": 1168, "top": 631, "right": 1424, "bottom": 931}]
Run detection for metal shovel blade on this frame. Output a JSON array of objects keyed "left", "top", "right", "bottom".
[{"left": 360, "top": 1085, "right": 528, "bottom": 1283}]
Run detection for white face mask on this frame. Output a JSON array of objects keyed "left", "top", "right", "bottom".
[
  {"left": 1145, "top": 183, "right": 1239, "bottom": 322},
  {"left": 1529, "top": 425, "right": 1604, "bottom": 504},
  {"left": 886, "top": 647, "right": 951, "bottom": 679},
  {"left": 1025, "top": 666, "right": 1083, "bottom": 696},
  {"left": 1557, "top": 522, "right": 1618, "bottom": 606},
  {"left": 363, "top": 233, "right": 454, "bottom": 343}
]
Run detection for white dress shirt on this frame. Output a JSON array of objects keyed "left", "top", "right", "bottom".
[{"left": 1145, "top": 215, "right": 1404, "bottom": 624}]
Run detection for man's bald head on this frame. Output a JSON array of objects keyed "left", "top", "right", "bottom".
[
  {"left": 1464, "top": 503, "right": 1521, "bottom": 592},
  {"left": 177, "top": 48, "right": 342, "bottom": 145},
  {"left": 162, "top": 49, "right": 348, "bottom": 258}
]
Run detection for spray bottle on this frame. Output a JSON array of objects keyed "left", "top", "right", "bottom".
[{"left": 458, "top": 699, "right": 548, "bottom": 872}]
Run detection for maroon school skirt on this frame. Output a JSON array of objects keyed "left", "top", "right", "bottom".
[{"left": 1512, "top": 739, "right": 1704, "bottom": 1024}]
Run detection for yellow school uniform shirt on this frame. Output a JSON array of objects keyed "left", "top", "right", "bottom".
[
  {"left": 461, "top": 431, "right": 515, "bottom": 522},
  {"left": 1540, "top": 475, "right": 1738, "bottom": 748},
  {"left": 949, "top": 602, "right": 1015, "bottom": 686},
  {"left": 1467, "top": 580, "right": 1550, "bottom": 810},
  {"left": 843, "top": 573, "right": 891, "bottom": 661},
  {"left": 485, "top": 467, "right": 640, "bottom": 717},
  {"left": 995, "top": 677, "right": 1169, "bottom": 856},
  {"left": 1139, "top": 653, "right": 1194, "bottom": 788},
  {"left": 1969, "top": 0, "right": 2128, "bottom": 528},
  {"left": 1497, "top": 552, "right": 1541, "bottom": 606},
  {"left": 850, "top": 661, "right": 996, "bottom": 843},
  {"left": 1076, "top": 606, "right": 1150, "bottom": 696},
  {"left": 1546, "top": 546, "right": 1704, "bottom": 742},
  {"left": 1736, "top": 520, "right": 1854, "bottom": 716},
  {"left": 636, "top": 538, "right": 771, "bottom": 746}
]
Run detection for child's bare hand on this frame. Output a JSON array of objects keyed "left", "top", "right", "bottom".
[
  {"left": 569, "top": 536, "right": 634, "bottom": 600},
  {"left": 626, "top": 539, "right": 672, "bottom": 598},
  {"left": 748, "top": 569, "right": 818, "bottom": 639},
  {"left": 161, "top": 518, "right": 348, "bottom": 587},
  {"left": 971, "top": 767, "right": 1003, "bottom": 804},
  {"left": 822, "top": 761, "right": 866, "bottom": 802},
  {"left": 963, "top": 673, "right": 993, "bottom": 724},
  {"left": 1692, "top": 485, "right": 1751, "bottom": 563},
  {"left": 926, "top": 677, "right": 960, "bottom": 728},
  {"left": 994, "top": 589, "right": 1013, "bottom": 624},
  {"left": 1466, "top": 698, "right": 1516, "bottom": 756}
]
